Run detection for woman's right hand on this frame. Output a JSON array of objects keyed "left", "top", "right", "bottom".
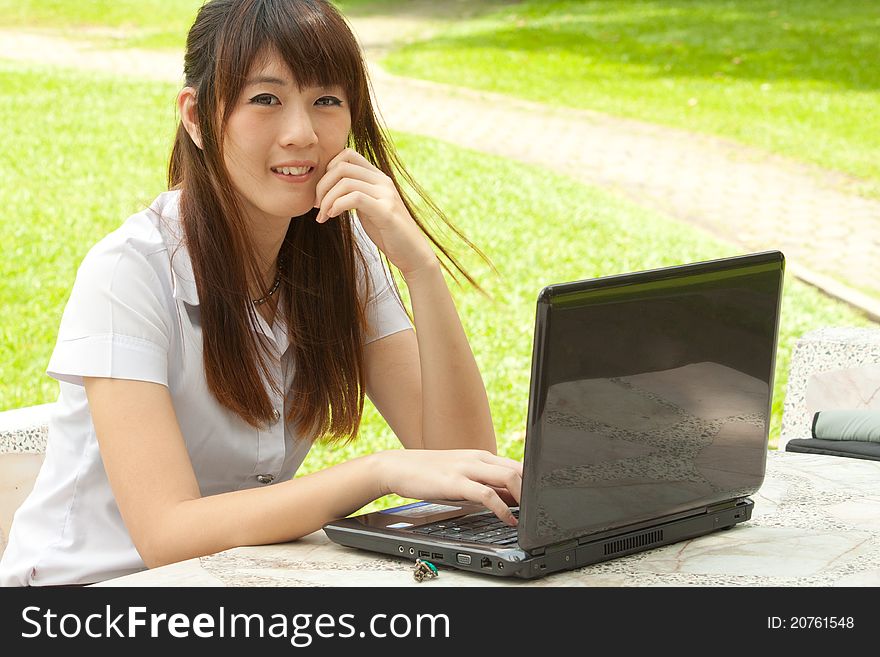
[{"left": 375, "top": 449, "right": 523, "bottom": 526}]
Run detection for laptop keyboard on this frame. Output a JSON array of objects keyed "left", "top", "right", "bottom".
[{"left": 411, "top": 509, "right": 520, "bottom": 546}]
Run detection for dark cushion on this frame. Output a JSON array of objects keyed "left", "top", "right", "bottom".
[{"left": 786, "top": 438, "right": 880, "bottom": 461}]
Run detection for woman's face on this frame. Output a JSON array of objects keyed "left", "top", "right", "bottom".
[{"left": 222, "top": 50, "right": 352, "bottom": 228}]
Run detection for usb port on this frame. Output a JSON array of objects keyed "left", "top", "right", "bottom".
[
  {"left": 418, "top": 550, "right": 430, "bottom": 558},
  {"left": 431, "top": 552, "right": 444, "bottom": 561}
]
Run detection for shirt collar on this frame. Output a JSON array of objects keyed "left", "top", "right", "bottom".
[
  {"left": 149, "top": 190, "right": 289, "bottom": 354},
  {"left": 150, "top": 190, "right": 200, "bottom": 307}
]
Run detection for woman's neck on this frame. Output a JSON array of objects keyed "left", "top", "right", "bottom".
[{"left": 247, "top": 215, "right": 291, "bottom": 322}]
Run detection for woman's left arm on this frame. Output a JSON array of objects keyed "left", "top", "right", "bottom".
[
  {"left": 315, "top": 148, "right": 496, "bottom": 453},
  {"left": 399, "top": 261, "right": 496, "bottom": 452}
]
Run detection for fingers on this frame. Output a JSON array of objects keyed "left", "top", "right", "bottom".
[
  {"left": 459, "top": 454, "right": 522, "bottom": 525},
  {"left": 383, "top": 449, "right": 524, "bottom": 528},
  {"left": 477, "top": 451, "right": 524, "bottom": 476},
  {"left": 325, "top": 147, "right": 382, "bottom": 175},
  {"left": 319, "top": 191, "right": 388, "bottom": 226},
  {"left": 460, "top": 479, "right": 518, "bottom": 527},
  {"left": 314, "top": 160, "right": 385, "bottom": 209},
  {"left": 315, "top": 178, "right": 380, "bottom": 222},
  {"left": 490, "top": 486, "right": 519, "bottom": 508},
  {"left": 464, "top": 462, "right": 522, "bottom": 506}
]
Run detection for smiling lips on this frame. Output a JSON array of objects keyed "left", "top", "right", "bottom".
[
  {"left": 270, "top": 163, "right": 315, "bottom": 182},
  {"left": 272, "top": 165, "right": 312, "bottom": 176}
]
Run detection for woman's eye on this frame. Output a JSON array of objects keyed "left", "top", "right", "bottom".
[
  {"left": 250, "top": 94, "right": 279, "bottom": 106},
  {"left": 316, "top": 96, "right": 343, "bottom": 107}
]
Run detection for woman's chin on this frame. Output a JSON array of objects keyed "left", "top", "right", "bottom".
[{"left": 292, "top": 206, "right": 319, "bottom": 220}]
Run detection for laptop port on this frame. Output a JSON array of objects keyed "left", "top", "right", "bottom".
[
  {"left": 418, "top": 550, "right": 430, "bottom": 558},
  {"left": 431, "top": 552, "right": 444, "bottom": 561},
  {"left": 456, "top": 553, "right": 471, "bottom": 565},
  {"left": 480, "top": 557, "right": 492, "bottom": 569}
]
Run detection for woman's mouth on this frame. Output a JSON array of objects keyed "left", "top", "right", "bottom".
[{"left": 271, "top": 166, "right": 315, "bottom": 182}]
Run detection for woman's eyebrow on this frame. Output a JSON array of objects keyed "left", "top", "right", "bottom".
[
  {"left": 244, "top": 76, "right": 343, "bottom": 93},
  {"left": 245, "top": 75, "right": 288, "bottom": 87}
]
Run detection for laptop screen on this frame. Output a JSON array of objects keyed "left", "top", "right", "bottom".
[{"left": 519, "top": 253, "right": 784, "bottom": 551}]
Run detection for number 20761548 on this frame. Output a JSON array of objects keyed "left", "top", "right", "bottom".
[{"left": 768, "top": 617, "right": 854, "bottom": 630}]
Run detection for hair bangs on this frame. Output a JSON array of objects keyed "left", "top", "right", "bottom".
[
  {"left": 213, "top": 0, "right": 365, "bottom": 127},
  {"left": 267, "top": 1, "right": 362, "bottom": 96}
]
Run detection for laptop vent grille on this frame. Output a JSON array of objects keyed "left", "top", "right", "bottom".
[{"left": 604, "top": 530, "right": 664, "bottom": 556}]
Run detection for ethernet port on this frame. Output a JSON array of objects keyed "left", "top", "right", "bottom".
[{"left": 480, "top": 557, "right": 492, "bottom": 569}]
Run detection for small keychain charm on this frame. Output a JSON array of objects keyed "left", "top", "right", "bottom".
[{"left": 412, "top": 558, "right": 439, "bottom": 583}]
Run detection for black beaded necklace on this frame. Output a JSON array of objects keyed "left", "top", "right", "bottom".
[{"left": 252, "top": 258, "right": 284, "bottom": 306}]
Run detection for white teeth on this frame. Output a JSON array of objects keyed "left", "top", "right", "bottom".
[{"left": 275, "top": 166, "right": 310, "bottom": 176}]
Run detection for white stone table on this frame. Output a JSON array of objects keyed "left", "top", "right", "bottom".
[{"left": 94, "top": 450, "right": 880, "bottom": 587}]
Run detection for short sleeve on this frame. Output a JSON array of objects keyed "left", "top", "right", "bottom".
[
  {"left": 47, "top": 238, "right": 171, "bottom": 387},
  {"left": 352, "top": 214, "right": 414, "bottom": 345}
]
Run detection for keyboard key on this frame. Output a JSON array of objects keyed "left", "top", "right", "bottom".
[{"left": 406, "top": 509, "right": 521, "bottom": 545}]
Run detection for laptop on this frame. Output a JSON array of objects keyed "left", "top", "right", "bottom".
[{"left": 323, "top": 251, "right": 785, "bottom": 579}]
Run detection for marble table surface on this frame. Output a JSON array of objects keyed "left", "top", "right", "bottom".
[{"left": 94, "top": 450, "right": 880, "bottom": 587}]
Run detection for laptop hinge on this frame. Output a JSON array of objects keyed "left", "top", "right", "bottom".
[
  {"left": 539, "top": 539, "right": 578, "bottom": 557},
  {"left": 706, "top": 499, "right": 742, "bottom": 513}
]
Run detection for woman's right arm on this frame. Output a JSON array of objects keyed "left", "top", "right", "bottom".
[{"left": 84, "top": 376, "right": 522, "bottom": 569}]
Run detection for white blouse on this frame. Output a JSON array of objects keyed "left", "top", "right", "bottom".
[{"left": 0, "top": 190, "right": 412, "bottom": 586}]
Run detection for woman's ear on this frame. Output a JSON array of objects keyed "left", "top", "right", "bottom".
[{"left": 177, "top": 87, "right": 203, "bottom": 150}]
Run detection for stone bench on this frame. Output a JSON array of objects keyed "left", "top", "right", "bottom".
[
  {"left": 780, "top": 327, "right": 880, "bottom": 451},
  {"left": 0, "top": 403, "right": 52, "bottom": 558}
]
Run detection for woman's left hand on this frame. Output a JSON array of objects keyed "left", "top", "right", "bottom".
[{"left": 313, "top": 148, "right": 437, "bottom": 277}]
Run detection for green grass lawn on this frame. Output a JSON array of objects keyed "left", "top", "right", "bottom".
[
  {"left": 0, "top": 0, "right": 202, "bottom": 49},
  {"left": 0, "top": 0, "right": 404, "bottom": 49},
  {"left": 370, "top": 0, "right": 880, "bottom": 199},
  {"left": 2, "top": 1, "right": 877, "bottom": 198},
  {"left": 1, "top": 61, "right": 875, "bottom": 514},
  {"left": 0, "top": 62, "right": 180, "bottom": 410}
]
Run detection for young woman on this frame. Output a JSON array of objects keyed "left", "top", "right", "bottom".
[{"left": 0, "top": 0, "right": 521, "bottom": 586}]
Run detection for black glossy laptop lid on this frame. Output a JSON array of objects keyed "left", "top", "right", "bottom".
[{"left": 517, "top": 251, "right": 784, "bottom": 552}]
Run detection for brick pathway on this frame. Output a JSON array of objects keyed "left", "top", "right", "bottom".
[
  {"left": 363, "top": 64, "right": 880, "bottom": 321},
  {"left": 2, "top": 25, "right": 878, "bottom": 320}
]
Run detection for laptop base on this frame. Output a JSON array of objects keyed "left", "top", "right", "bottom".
[{"left": 324, "top": 498, "right": 753, "bottom": 580}]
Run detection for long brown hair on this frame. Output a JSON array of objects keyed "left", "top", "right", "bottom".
[{"left": 168, "top": 0, "right": 493, "bottom": 444}]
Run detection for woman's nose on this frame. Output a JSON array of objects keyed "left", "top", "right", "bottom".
[{"left": 279, "top": 107, "right": 318, "bottom": 147}]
